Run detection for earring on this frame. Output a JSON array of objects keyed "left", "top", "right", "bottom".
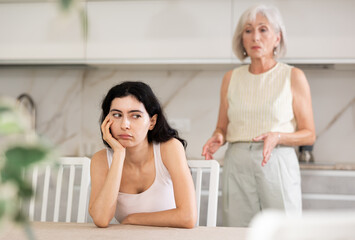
[
  {"left": 273, "top": 48, "right": 277, "bottom": 56},
  {"left": 243, "top": 51, "right": 247, "bottom": 56}
]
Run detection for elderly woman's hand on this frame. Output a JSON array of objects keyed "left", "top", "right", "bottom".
[
  {"left": 202, "top": 133, "right": 224, "bottom": 160},
  {"left": 253, "top": 132, "right": 280, "bottom": 166}
]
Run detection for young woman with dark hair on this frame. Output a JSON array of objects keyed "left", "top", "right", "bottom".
[
  {"left": 99, "top": 81, "right": 187, "bottom": 148},
  {"left": 89, "top": 81, "right": 197, "bottom": 228}
]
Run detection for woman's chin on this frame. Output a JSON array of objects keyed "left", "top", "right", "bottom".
[
  {"left": 118, "top": 142, "right": 128, "bottom": 148},
  {"left": 117, "top": 139, "right": 132, "bottom": 148}
]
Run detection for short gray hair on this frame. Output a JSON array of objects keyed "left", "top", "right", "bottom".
[{"left": 232, "top": 4, "right": 287, "bottom": 61}]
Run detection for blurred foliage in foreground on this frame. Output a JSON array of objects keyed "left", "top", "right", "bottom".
[{"left": 0, "top": 98, "right": 56, "bottom": 239}]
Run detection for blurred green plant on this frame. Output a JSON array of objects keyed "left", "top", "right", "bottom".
[
  {"left": 59, "top": 0, "right": 75, "bottom": 11},
  {"left": 58, "top": 0, "right": 88, "bottom": 40},
  {"left": 0, "top": 98, "right": 56, "bottom": 240}
]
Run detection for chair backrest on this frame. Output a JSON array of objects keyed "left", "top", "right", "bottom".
[
  {"left": 26, "top": 157, "right": 91, "bottom": 223},
  {"left": 187, "top": 160, "right": 220, "bottom": 227}
]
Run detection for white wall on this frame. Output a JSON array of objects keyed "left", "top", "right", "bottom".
[
  {"left": 0, "top": 65, "right": 354, "bottom": 163},
  {"left": 0, "top": 0, "right": 354, "bottom": 162}
]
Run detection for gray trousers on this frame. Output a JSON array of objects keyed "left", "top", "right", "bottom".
[{"left": 222, "top": 142, "right": 302, "bottom": 227}]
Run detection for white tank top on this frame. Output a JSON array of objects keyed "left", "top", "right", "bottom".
[
  {"left": 226, "top": 62, "right": 296, "bottom": 142},
  {"left": 106, "top": 142, "right": 176, "bottom": 223}
]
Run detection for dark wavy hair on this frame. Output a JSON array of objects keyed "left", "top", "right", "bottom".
[{"left": 100, "top": 81, "right": 187, "bottom": 148}]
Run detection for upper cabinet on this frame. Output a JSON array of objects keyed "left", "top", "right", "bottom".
[
  {"left": 86, "top": 0, "right": 232, "bottom": 60},
  {"left": 232, "top": 0, "right": 355, "bottom": 61},
  {"left": 0, "top": 2, "right": 85, "bottom": 61},
  {"left": 1, "top": 0, "right": 354, "bottom": 64}
]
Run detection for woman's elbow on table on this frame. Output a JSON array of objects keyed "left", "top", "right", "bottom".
[
  {"left": 182, "top": 218, "right": 196, "bottom": 229},
  {"left": 92, "top": 217, "right": 111, "bottom": 228},
  {"left": 90, "top": 209, "right": 111, "bottom": 228},
  {"left": 180, "top": 210, "right": 197, "bottom": 229}
]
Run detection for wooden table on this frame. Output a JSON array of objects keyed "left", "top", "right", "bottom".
[{"left": 0, "top": 222, "right": 249, "bottom": 240}]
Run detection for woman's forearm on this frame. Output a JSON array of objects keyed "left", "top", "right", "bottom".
[
  {"left": 278, "top": 129, "right": 316, "bottom": 146},
  {"left": 214, "top": 127, "right": 226, "bottom": 138},
  {"left": 123, "top": 207, "right": 197, "bottom": 229},
  {"left": 90, "top": 153, "right": 125, "bottom": 227}
]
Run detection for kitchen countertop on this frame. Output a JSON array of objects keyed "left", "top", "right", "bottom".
[
  {"left": 299, "top": 162, "right": 355, "bottom": 171},
  {"left": 216, "top": 160, "right": 355, "bottom": 171}
]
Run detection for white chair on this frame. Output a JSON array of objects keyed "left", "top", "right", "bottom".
[
  {"left": 187, "top": 160, "right": 220, "bottom": 227},
  {"left": 26, "top": 157, "right": 91, "bottom": 223}
]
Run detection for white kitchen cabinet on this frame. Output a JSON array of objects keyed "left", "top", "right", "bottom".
[
  {"left": 232, "top": 0, "right": 355, "bottom": 61},
  {"left": 86, "top": 0, "right": 232, "bottom": 61},
  {"left": 1, "top": 0, "right": 354, "bottom": 65},
  {"left": 301, "top": 169, "right": 355, "bottom": 209},
  {"left": 0, "top": 2, "right": 85, "bottom": 61}
]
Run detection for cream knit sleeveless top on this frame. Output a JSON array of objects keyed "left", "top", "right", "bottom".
[
  {"left": 106, "top": 142, "right": 176, "bottom": 223},
  {"left": 226, "top": 62, "right": 296, "bottom": 142}
]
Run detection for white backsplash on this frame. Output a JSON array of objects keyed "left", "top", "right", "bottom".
[{"left": 0, "top": 65, "right": 354, "bottom": 163}]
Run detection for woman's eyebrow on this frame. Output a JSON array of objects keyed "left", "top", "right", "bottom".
[
  {"left": 110, "top": 109, "right": 143, "bottom": 113},
  {"left": 110, "top": 109, "right": 121, "bottom": 112},
  {"left": 128, "top": 110, "right": 144, "bottom": 113},
  {"left": 245, "top": 22, "right": 267, "bottom": 26}
]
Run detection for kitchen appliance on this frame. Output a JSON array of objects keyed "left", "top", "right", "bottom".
[{"left": 298, "top": 145, "right": 314, "bottom": 163}]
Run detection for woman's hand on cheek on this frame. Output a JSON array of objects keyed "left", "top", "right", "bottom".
[
  {"left": 101, "top": 115, "right": 126, "bottom": 154},
  {"left": 253, "top": 132, "right": 280, "bottom": 167}
]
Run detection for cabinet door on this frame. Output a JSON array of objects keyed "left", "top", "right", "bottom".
[
  {"left": 301, "top": 170, "right": 355, "bottom": 210},
  {"left": 0, "top": 2, "right": 85, "bottom": 60},
  {"left": 86, "top": 0, "right": 232, "bottom": 60},
  {"left": 232, "top": 0, "right": 355, "bottom": 59}
]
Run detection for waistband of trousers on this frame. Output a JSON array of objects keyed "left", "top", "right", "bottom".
[{"left": 228, "top": 141, "right": 289, "bottom": 151}]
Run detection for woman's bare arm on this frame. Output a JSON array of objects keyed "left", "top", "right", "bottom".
[
  {"left": 89, "top": 116, "right": 126, "bottom": 227},
  {"left": 202, "top": 70, "right": 232, "bottom": 160},
  {"left": 253, "top": 67, "right": 316, "bottom": 166},
  {"left": 121, "top": 138, "right": 197, "bottom": 228},
  {"left": 89, "top": 150, "right": 125, "bottom": 227}
]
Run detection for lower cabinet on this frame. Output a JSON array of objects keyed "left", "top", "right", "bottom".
[
  {"left": 199, "top": 168, "right": 355, "bottom": 226},
  {"left": 301, "top": 170, "right": 355, "bottom": 210}
]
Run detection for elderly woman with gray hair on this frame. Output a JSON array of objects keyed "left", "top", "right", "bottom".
[{"left": 202, "top": 4, "right": 315, "bottom": 227}]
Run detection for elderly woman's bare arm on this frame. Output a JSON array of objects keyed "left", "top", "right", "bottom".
[
  {"left": 253, "top": 67, "right": 316, "bottom": 166},
  {"left": 279, "top": 67, "right": 316, "bottom": 145},
  {"left": 202, "top": 70, "right": 232, "bottom": 160}
]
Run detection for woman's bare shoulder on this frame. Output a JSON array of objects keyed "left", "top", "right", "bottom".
[
  {"left": 291, "top": 67, "right": 309, "bottom": 88},
  {"left": 160, "top": 138, "right": 186, "bottom": 165},
  {"left": 91, "top": 149, "right": 108, "bottom": 167},
  {"left": 160, "top": 138, "right": 184, "bottom": 153},
  {"left": 223, "top": 70, "right": 234, "bottom": 81},
  {"left": 291, "top": 67, "right": 306, "bottom": 80}
]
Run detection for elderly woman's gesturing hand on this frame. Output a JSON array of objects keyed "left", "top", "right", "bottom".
[
  {"left": 253, "top": 132, "right": 280, "bottom": 166},
  {"left": 202, "top": 133, "right": 224, "bottom": 160}
]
